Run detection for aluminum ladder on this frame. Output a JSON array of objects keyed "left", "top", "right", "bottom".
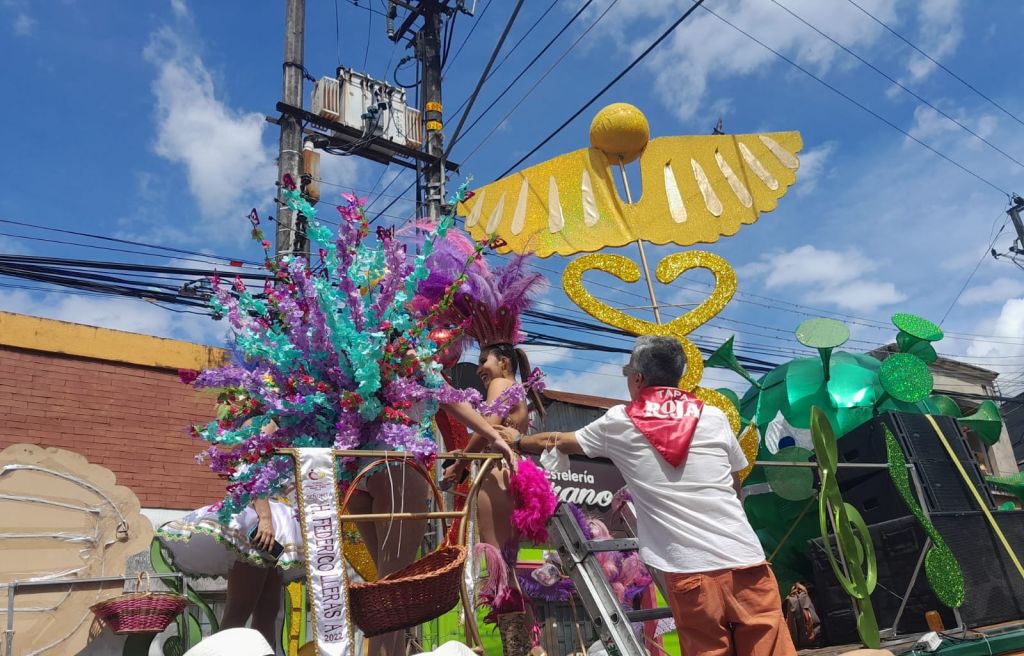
[{"left": 547, "top": 503, "right": 673, "bottom": 656}]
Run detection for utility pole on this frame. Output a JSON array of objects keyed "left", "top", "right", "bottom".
[
  {"left": 416, "top": 7, "right": 446, "bottom": 221},
  {"left": 992, "top": 194, "right": 1024, "bottom": 270},
  {"left": 1008, "top": 195, "right": 1024, "bottom": 256},
  {"left": 276, "top": 0, "right": 308, "bottom": 259}
]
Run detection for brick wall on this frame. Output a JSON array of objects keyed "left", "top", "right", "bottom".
[{"left": 0, "top": 346, "right": 222, "bottom": 510}]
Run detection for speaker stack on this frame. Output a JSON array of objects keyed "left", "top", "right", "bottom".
[{"left": 808, "top": 412, "right": 1024, "bottom": 645}]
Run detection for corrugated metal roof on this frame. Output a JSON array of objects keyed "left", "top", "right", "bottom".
[{"left": 543, "top": 388, "right": 625, "bottom": 410}]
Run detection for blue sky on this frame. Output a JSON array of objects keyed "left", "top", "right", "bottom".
[{"left": 2, "top": 0, "right": 1024, "bottom": 399}]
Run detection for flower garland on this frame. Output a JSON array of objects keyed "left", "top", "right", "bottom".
[
  {"left": 476, "top": 368, "right": 546, "bottom": 418},
  {"left": 182, "top": 181, "right": 486, "bottom": 521}
]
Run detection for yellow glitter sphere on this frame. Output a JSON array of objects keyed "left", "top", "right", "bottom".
[{"left": 589, "top": 103, "right": 650, "bottom": 164}]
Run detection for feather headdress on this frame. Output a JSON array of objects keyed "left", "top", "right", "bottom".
[{"left": 410, "top": 222, "right": 546, "bottom": 348}]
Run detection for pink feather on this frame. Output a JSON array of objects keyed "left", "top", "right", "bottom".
[
  {"left": 509, "top": 459, "right": 557, "bottom": 544},
  {"left": 474, "top": 543, "right": 524, "bottom": 620}
]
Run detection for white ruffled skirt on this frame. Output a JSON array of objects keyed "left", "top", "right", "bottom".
[{"left": 157, "top": 500, "right": 305, "bottom": 582}]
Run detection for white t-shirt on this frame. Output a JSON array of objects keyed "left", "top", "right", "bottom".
[{"left": 574, "top": 404, "right": 765, "bottom": 574}]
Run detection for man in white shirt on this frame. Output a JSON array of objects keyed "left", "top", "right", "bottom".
[{"left": 504, "top": 336, "right": 796, "bottom": 656}]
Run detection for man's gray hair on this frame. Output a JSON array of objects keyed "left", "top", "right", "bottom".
[{"left": 630, "top": 335, "right": 685, "bottom": 387}]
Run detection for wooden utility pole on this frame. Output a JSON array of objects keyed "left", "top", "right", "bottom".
[
  {"left": 417, "top": 6, "right": 446, "bottom": 221},
  {"left": 276, "top": 0, "right": 308, "bottom": 259}
]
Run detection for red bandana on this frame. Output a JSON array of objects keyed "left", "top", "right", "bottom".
[{"left": 626, "top": 387, "right": 704, "bottom": 468}]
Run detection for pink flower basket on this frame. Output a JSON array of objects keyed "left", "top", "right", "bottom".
[{"left": 90, "top": 572, "right": 188, "bottom": 635}]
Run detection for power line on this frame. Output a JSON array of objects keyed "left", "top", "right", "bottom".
[
  {"left": 0, "top": 217, "right": 261, "bottom": 267},
  {"left": 842, "top": 0, "right": 1024, "bottom": 130},
  {"left": 334, "top": 0, "right": 342, "bottom": 68},
  {"left": 443, "top": 0, "right": 491, "bottom": 74},
  {"left": 695, "top": 3, "right": 1010, "bottom": 197},
  {"left": 0, "top": 231, "right": 248, "bottom": 269},
  {"left": 447, "top": 0, "right": 595, "bottom": 154},
  {"left": 444, "top": 0, "right": 526, "bottom": 158},
  {"left": 361, "top": 0, "right": 372, "bottom": 69},
  {"left": 940, "top": 215, "right": 1009, "bottom": 326},
  {"left": 770, "top": 0, "right": 1024, "bottom": 172},
  {"left": 496, "top": 0, "right": 708, "bottom": 179},
  {"left": 457, "top": 0, "right": 620, "bottom": 166},
  {"left": 343, "top": 0, "right": 389, "bottom": 19}
]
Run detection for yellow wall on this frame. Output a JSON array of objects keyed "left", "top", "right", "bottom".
[{"left": 0, "top": 310, "right": 226, "bottom": 371}]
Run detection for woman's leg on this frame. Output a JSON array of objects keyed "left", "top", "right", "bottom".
[
  {"left": 250, "top": 567, "right": 284, "bottom": 648},
  {"left": 364, "top": 467, "right": 430, "bottom": 656},
  {"left": 477, "top": 467, "right": 514, "bottom": 549},
  {"left": 478, "top": 467, "right": 533, "bottom": 656},
  {"left": 221, "top": 561, "right": 270, "bottom": 630}
]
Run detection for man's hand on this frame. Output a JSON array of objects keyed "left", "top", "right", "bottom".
[
  {"left": 442, "top": 455, "right": 467, "bottom": 488},
  {"left": 496, "top": 425, "right": 519, "bottom": 446}
]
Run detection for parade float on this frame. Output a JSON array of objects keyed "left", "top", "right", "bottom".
[{"left": 457, "top": 102, "right": 1024, "bottom": 653}]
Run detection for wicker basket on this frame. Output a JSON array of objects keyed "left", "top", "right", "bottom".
[
  {"left": 341, "top": 458, "right": 468, "bottom": 637},
  {"left": 90, "top": 572, "right": 188, "bottom": 635}
]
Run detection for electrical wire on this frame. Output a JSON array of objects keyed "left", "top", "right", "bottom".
[
  {"left": 842, "top": 0, "right": 1024, "bottom": 130},
  {"left": 496, "top": 0, "right": 709, "bottom": 179},
  {"left": 447, "top": 0, "right": 592, "bottom": 154},
  {"left": 770, "top": 0, "right": 1024, "bottom": 172},
  {"left": 0, "top": 217, "right": 261, "bottom": 267},
  {"left": 940, "top": 215, "right": 1010, "bottom": 326},
  {"left": 444, "top": 0, "right": 526, "bottom": 158},
  {"left": 694, "top": 2, "right": 1010, "bottom": 197},
  {"left": 457, "top": 0, "right": 620, "bottom": 166},
  {"left": 443, "top": 0, "right": 491, "bottom": 74},
  {"left": 362, "top": 0, "right": 373, "bottom": 70}
]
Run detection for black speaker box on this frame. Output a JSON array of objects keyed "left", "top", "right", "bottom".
[
  {"left": 810, "top": 515, "right": 957, "bottom": 645},
  {"left": 810, "top": 511, "right": 1024, "bottom": 645},
  {"left": 834, "top": 413, "right": 993, "bottom": 524},
  {"left": 930, "top": 511, "right": 1024, "bottom": 628}
]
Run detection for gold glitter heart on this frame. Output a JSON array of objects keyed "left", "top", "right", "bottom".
[{"left": 562, "top": 250, "right": 737, "bottom": 392}]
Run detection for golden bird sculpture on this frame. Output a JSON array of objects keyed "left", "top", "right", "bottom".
[
  {"left": 458, "top": 103, "right": 803, "bottom": 256},
  {"left": 457, "top": 104, "right": 803, "bottom": 475}
]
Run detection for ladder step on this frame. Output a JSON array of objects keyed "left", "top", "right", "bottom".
[
  {"left": 625, "top": 607, "right": 674, "bottom": 622},
  {"left": 584, "top": 538, "right": 639, "bottom": 552}
]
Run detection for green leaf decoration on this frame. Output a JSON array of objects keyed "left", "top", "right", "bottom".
[
  {"left": 885, "top": 427, "right": 965, "bottom": 608},
  {"left": 810, "top": 406, "right": 880, "bottom": 649},
  {"left": 957, "top": 400, "right": 1003, "bottom": 447}
]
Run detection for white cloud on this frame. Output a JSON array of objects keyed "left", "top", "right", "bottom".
[
  {"left": 905, "top": 0, "right": 962, "bottom": 83},
  {"left": 739, "top": 245, "right": 907, "bottom": 313},
  {"left": 0, "top": 233, "right": 30, "bottom": 256},
  {"left": 170, "top": 0, "right": 189, "bottom": 19},
  {"left": 966, "top": 297, "right": 1024, "bottom": 394},
  {"left": 794, "top": 142, "right": 834, "bottom": 197},
  {"left": 144, "top": 26, "right": 275, "bottom": 227},
  {"left": 803, "top": 279, "right": 906, "bottom": 313},
  {"left": 13, "top": 12, "right": 33, "bottom": 35},
  {"left": 542, "top": 361, "right": 630, "bottom": 401},
  {"left": 586, "top": 0, "right": 897, "bottom": 122},
  {"left": 906, "top": 105, "right": 999, "bottom": 150},
  {"left": 960, "top": 277, "right": 1024, "bottom": 306}
]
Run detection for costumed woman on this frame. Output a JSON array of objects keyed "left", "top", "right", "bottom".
[
  {"left": 158, "top": 415, "right": 301, "bottom": 649},
  {"left": 162, "top": 186, "right": 516, "bottom": 655},
  {"left": 413, "top": 232, "right": 552, "bottom": 656}
]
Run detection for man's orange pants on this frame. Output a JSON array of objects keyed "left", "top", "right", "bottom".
[{"left": 665, "top": 563, "right": 797, "bottom": 656}]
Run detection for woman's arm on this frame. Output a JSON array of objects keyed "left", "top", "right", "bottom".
[
  {"left": 457, "top": 378, "right": 516, "bottom": 456},
  {"left": 441, "top": 401, "right": 518, "bottom": 467},
  {"left": 251, "top": 497, "right": 275, "bottom": 551}
]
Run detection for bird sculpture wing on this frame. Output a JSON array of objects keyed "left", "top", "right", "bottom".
[{"left": 459, "top": 131, "right": 803, "bottom": 257}]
